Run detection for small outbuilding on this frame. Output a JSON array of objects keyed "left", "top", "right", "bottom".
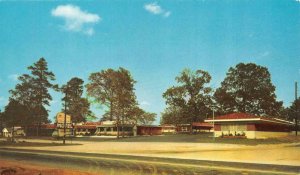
[
  {"left": 205, "top": 113, "right": 294, "bottom": 139},
  {"left": 2, "top": 128, "right": 9, "bottom": 137},
  {"left": 192, "top": 122, "right": 213, "bottom": 133},
  {"left": 176, "top": 124, "right": 191, "bottom": 133},
  {"left": 137, "top": 125, "right": 162, "bottom": 135},
  {"left": 2, "top": 127, "right": 26, "bottom": 137},
  {"left": 161, "top": 124, "right": 176, "bottom": 134}
]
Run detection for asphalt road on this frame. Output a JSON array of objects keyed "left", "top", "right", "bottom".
[{"left": 0, "top": 148, "right": 299, "bottom": 175}]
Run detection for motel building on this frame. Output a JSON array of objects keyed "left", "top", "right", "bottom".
[
  {"left": 74, "top": 122, "right": 102, "bottom": 136},
  {"left": 95, "top": 121, "right": 164, "bottom": 137},
  {"left": 204, "top": 113, "right": 294, "bottom": 139},
  {"left": 161, "top": 124, "right": 176, "bottom": 134},
  {"left": 95, "top": 121, "right": 136, "bottom": 136}
]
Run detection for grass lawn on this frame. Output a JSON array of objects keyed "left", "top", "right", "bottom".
[
  {"left": 73, "top": 133, "right": 300, "bottom": 145},
  {"left": 0, "top": 139, "right": 82, "bottom": 147},
  {"left": 2, "top": 133, "right": 299, "bottom": 146}
]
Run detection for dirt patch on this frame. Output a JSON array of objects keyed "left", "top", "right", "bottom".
[{"left": 0, "top": 160, "right": 97, "bottom": 175}]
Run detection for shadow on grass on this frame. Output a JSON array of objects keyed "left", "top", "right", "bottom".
[
  {"left": 285, "top": 143, "right": 300, "bottom": 147},
  {"left": 4, "top": 134, "right": 298, "bottom": 146},
  {"left": 96, "top": 134, "right": 296, "bottom": 145},
  {"left": 0, "top": 141, "right": 82, "bottom": 147}
]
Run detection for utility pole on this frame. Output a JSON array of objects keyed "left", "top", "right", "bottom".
[
  {"left": 63, "top": 87, "right": 68, "bottom": 144},
  {"left": 0, "top": 110, "right": 2, "bottom": 136},
  {"left": 295, "top": 82, "right": 298, "bottom": 136},
  {"left": 213, "top": 109, "right": 215, "bottom": 141}
]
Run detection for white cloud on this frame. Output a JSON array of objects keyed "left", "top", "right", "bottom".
[
  {"left": 144, "top": 2, "right": 171, "bottom": 18},
  {"left": 164, "top": 11, "right": 171, "bottom": 17},
  {"left": 51, "top": 4, "right": 101, "bottom": 35},
  {"left": 257, "top": 51, "right": 270, "bottom": 59},
  {"left": 144, "top": 3, "right": 163, "bottom": 14},
  {"left": 8, "top": 74, "right": 19, "bottom": 81},
  {"left": 140, "top": 101, "right": 150, "bottom": 106},
  {"left": 296, "top": 0, "right": 300, "bottom": 2},
  {"left": 84, "top": 28, "right": 95, "bottom": 36},
  {"left": 261, "top": 51, "right": 270, "bottom": 57}
]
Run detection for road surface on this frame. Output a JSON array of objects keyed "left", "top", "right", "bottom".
[{"left": 0, "top": 148, "right": 299, "bottom": 175}]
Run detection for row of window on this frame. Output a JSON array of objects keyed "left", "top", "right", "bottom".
[{"left": 96, "top": 127, "right": 133, "bottom": 132}]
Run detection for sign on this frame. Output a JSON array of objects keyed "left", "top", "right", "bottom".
[
  {"left": 102, "top": 120, "right": 116, "bottom": 125},
  {"left": 56, "top": 112, "right": 71, "bottom": 124},
  {"left": 56, "top": 123, "right": 73, "bottom": 128}
]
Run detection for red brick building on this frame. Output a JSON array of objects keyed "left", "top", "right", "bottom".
[
  {"left": 161, "top": 124, "right": 176, "bottom": 134},
  {"left": 205, "top": 113, "right": 294, "bottom": 139},
  {"left": 137, "top": 126, "right": 162, "bottom": 135},
  {"left": 192, "top": 122, "right": 213, "bottom": 133}
]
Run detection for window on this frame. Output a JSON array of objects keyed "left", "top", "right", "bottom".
[{"left": 221, "top": 124, "right": 246, "bottom": 131}]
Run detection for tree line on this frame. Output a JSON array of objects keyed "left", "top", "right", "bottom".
[
  {"left": 0, "top": 58, "right": 298, "bottom": 138},
  {"left": 161, "top": 63, "right": 299, "bottom": 126},
  {"left": 0, "top": 58, "right": 156, "bottom": 138}
]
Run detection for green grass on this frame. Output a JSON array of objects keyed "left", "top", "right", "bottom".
[
  {"left": 104, "top": 133, "right": 297, "bottom": 145},
  {"left": 0, "top": 140, "right": 82, "bottom": 147},
  {"left": 2, "top": 133, "right": 299, "bottom": 146}
]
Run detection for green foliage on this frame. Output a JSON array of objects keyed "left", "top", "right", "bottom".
[
  {"left": 285, "top": 98, "right": 300, "bottom": 122},
  {"left": 214, "top": 63, "right": 282, "bottom": 116},
  {"left": 161, "top": 106, "right": 185, "bottom": 125},
  {"left": 62, "top": 77, "right": 93, "bottom": 123},
  {"left": 86, "top": 67, "right": 138, "bottom": 138},
  {"left": 86, "top": 68, "right": 157, "bottom": 131},
  {"left": 139, "top": 112, "right": 156, "bottom": 125},
  {"left": 27, "top": 58, "right": 56, "bottom": 106},
  {"left": 0, "top": 110, "right": 3, "bottom": 130},
  {"left": 3, "top": 100, "right": 31, "bottom": 127},
  {"left": 162, "top": 68, "right": 213, "bottom": 124},
  {"left": 127, "top": 106, "right": 156, "bottom": 125},
  {"left": 8, "top": 58, "right": 56, "bottom": 135},
  {"left": 86, "top": 67, "right": 136, "bottom": 121}
]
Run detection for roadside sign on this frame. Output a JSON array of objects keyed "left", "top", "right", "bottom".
[{"left": 56, "top": 112, "right": 71, "bottom": 124}]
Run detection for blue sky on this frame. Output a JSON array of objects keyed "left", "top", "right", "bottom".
[{"left": 0, "top": 0, "right": 300, "bottom": 123}]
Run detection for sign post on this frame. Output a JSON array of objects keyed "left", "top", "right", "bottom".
[
  {"left": 295, "top": 82, "right": 298, "bottom": 136},
  {"left": 56, "top": 113, "right": 71, "bottom": 144},
  {"left": 63, "top": 90, "right": 67, "bottom": 144}
]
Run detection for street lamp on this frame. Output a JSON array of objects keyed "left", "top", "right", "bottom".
[{"left": 210, "top": 104, "right": 216, "bottom": 141}]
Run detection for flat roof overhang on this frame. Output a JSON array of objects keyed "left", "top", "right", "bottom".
[
  {"left": 96, "top": 124, "right": 134, "bottom": 127},
  {"left": 204, "top": 118, "right": 294, "bottom": 126}
]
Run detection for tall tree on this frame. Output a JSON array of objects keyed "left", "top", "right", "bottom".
[
  {"left": 286, "top": 98, "right": 300, "bottom": 122},
  {"left": 10, "top": 58, "right": 56, "bottom": 136},
  {"left": 115, "top": 68, "right": 137, "bottom": 137},
  {"left": 139, "top": 112, "right": 156, "bottom": 125},
  {"left": 160, "top": 106, "right": 184, "bottom": 125},
  {"left": 86, "top": 69, "right": 118, "bottom": 121},
  {"left": 127, "top": 105, "right": 156, "bottom": 125},
  {"left": 62, "top": 77, "right": 92, "bottom": 123},
  {"left": 162, "top": 68, "right": 212, "bottom": 125},
  {"left": 214, "top": 63, "right": 282, "bottom": 116},
  {"left": 0, "top": 110, "right": 3, "bottom": 135},
  {"left": 86, "top": 67, "right": 136, "bottom": 138},
  {"left": 3, "top": 100, "right": 31, "bottom": 141}
]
